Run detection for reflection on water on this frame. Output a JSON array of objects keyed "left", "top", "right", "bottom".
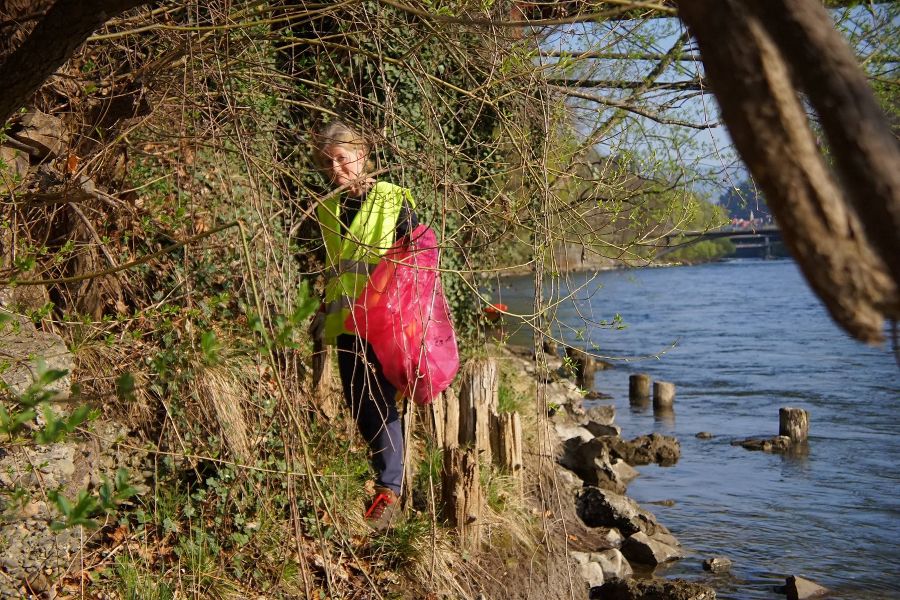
[{"left": 497, "top": 260, "right": 900, "bottom": 600}]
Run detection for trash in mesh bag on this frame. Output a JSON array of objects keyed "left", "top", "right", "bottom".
[{"left": 345, "top": 225, "right": 459, "bottom": 405}]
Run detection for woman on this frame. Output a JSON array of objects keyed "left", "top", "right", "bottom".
[{"left": 311, "top": 120, "right": 417, "bottom": 532}]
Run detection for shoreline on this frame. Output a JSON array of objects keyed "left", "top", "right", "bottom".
[{"left": 498, "top": 343, "right": 719, "bottom": 598}]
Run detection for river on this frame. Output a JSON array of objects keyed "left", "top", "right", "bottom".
[{"left": 495, "top": 259, "right": 899, "bottom": 599}]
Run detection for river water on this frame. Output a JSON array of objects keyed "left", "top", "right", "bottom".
[{"left": 495, "top": 259, "right": 899, "bottom": 599}]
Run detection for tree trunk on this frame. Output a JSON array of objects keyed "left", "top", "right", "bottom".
[
  {"left": 678, "top": 0, "right": 898, "bottom": 344},
  {"left": 0, "top": 0, "right": 150, "bottom": 125}
]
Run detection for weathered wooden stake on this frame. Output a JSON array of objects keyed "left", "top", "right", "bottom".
[
  {"left": 629, "top": 373, "right": 651, "bottom": 405},
  {"left": 441, "top": 447, "right": 482, "bottom": 549},
  {"left": 779, "top": 407, "right": 809, "bottom": 442},
  {"left": 565, "top": 347, "right": 596, "bottom": 390},
  {"left": 490, "top": 411, "right": 524, "bottom": 494},
  {"left": 653, "top": 381, "right": 676, "bottom": 409},
  {"left": 442, "top": 387, "right": 460, "bottom": 451},
  {"left": 542, "top": 338, "right": 559, "bottom": 357},
  {"left": 458, "top": 358, "right": 499, "bottom": 461}
]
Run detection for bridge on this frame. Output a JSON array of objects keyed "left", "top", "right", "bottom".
[{"left": 659, "top": 225, "right": 783, "bottom": 259}]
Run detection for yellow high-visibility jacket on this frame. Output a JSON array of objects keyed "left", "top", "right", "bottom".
[{"left": 316, "top": 181, "right": 415, "bottom": 344}]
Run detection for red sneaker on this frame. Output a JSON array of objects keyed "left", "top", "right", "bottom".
[{"left": 365, "top": 486, "right": 399, "bottom": 532}]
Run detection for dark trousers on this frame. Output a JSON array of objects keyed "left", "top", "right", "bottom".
[{"left": 336, "top": 334, "right": 404, "bottom": 494}]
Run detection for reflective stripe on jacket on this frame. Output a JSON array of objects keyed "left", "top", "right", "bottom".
[{"left": 316, "top": 181, "right": 415, "bottom": 344}]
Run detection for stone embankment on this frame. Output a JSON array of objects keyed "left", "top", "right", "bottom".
[
  {"left": 0, "top": 313, "right": 151, "bottom": 599},
  {"left": 515, "top": 346, "right": 716, "bottom": 599}
]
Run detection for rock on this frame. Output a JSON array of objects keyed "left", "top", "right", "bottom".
[
  {"left": 595, "top": 577, "right": 717, "bottom": 600},
  {"left": 582, "top": 405, "right": 616, "bottom": 426},
  {"left": 559, "top": 439, "right": 628, "bottom": 493},
  {"left": 695, "top": 432, "right": 714, "bottom": 439},
  {"left": 733, "top": 436, "right": 792, "bottom": 453},
  {"left": 11, "top": 111, "right": 69, "bottom": 159},
  {"left": 784, "top": 575, "right": 828, "bottom": 600},
  {"left": 578, "top": 560, "right": 605, "bottom": 588},
  {"left": 0, "top": 145, "right": 30, "bottom": 187},
  {"left": 554, "top": 422, "right": 594, "bottom": 444},
  {"left": 584, "top": 390, "right": 613, "bottom": 400},
  {"left": 651, "top": 531, "right": 680, "bottom": 547},
  {"left": 583, "top": 432, "right": 681, "bottom": 467},
  {"left": 702, "top": 556, "right": 732, "bottom": 572},
  {"left": 570, "top": 551, "right": 591, "bottom": 565},
  {"left": 620, "top": 531, "right": 684, "bottom": 566},
  {"left": 0, "top": 313, "right": 72, "bottom": 398},
  {"left": 576, "top": 487, "right": 663, "bottom": 536},
  {"left": 599, "top": 528, "right": 625, "bottom": 547},
  {"left": 609, "top": 458, "right": 639, "bottom": 485},
  {"left": 584, "top": 421, "right": 621, "bottom": 437},
  {"left": 591, "top": 548, "right": 632, "bottom": 581}
]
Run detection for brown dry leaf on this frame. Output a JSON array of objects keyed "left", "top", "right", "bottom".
[
  {"left": 66, "top": 153, "right": 79, "bottom": 175},
  {"left": 109, "top": 524, "right": 129, "bottom": 544}
]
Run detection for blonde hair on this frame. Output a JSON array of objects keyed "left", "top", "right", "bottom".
[{"left": 312, "top": 120, "right": 371, "bottom": 170}]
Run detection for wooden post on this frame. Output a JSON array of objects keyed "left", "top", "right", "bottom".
[
  {"left": 441, "top": 447, "right": 482, "bottom": 549},
  {"left": 542, "top": 338, "right": 559, "bottom": 357},
  {"left": 429, "top": 393, "right": 446, "bottom": 449},
  {"left": 458, "top": 358, "right": 499, "bottom": 461},
  {"left": 490, "top": 411, "right": 524, "bottom": 494},
  {"left": 443, "top": 387, "right": 460, "bottom": 451},
  {"left": 565, "top": 347, "right": 596, "bottom": 390},
  {"left": 629, "top": 373, "right": 651, "bottom": 405},
  {"left": 779, "top": 407, "right": 809, "bottom": 442},
  {"left": 653, "top": 381, "right": 676, "bottom": 409}
]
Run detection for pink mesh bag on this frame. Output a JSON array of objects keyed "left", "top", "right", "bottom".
[{"left": 345, "top": 225, "right": 459, "bottom": 405}]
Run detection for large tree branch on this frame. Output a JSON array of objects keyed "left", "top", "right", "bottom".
[
  {"left": 0, "top": 0, "right": 150, "bottom": 125},
  {"left": 679, "top": 0, "right": 898, "bottom": 344},
  {"left": 745, "top": 0, "right": 900, "bottom": 291}
]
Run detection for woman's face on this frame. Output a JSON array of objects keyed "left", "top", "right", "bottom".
[{"left": 322, "top": 144, "right": 366, "bottom": 191}]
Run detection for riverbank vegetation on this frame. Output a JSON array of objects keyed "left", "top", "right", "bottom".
[{"left": 1, "top": 1, "right": 898, "bottom": 598}]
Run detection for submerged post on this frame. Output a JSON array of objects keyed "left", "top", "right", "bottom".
[
  {"left": 629, "top": 373, "right": 651, "bottom": 405},
  {"left": 653, "top": 381, "right": 676, "bottom": 409},
  {"left": 779, "top": 407, "right": 809, "bottom": 443}
]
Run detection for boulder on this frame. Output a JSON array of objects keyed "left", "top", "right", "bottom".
[
  {"left": 702, "top": 556, "right": 732, "bottom": 572},
  {"left": 582, "top": 404, "right": 616, "bottom": 426},
  {"left": 594, "top": 578, "right": 717, "bottom": 600},
  {"left": 604, "top": 433, "right": 680, "bottom": 466},
  {"left": 576, "top": 487, "right": 663, "bottom": 536},
  {"left": 599, "top": 528, "right": 625, "bottom": 547},
  {"left": 590, "top": 548, "right": 632, "bottom": 581},
  {"left": 620, "top": 531, "right": 684, "bottom": 566},
  {"left": 554, "top": 423, "right": 594, "bottom": 444},
  {"left": 560, "top": 439, "right": 629, "bottom": 493},
  {"left": 584, "top": 421, "right": 621, "bottom": 437},
  {"left": 784, "top": 575, "right": 828, "bottom": 600},
  {"left": 579, "top": 561, "right": 605, "bottom": 589}
]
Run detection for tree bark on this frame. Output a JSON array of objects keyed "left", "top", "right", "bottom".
[
  {"left": 745, "top": 0, "right": 900, "bottom": 290},
  {"left": 678, "top": 0, "right": 897, "bottom": 344},
  {"left": 0, "top": 0, "right": 150, "bottom": 125}
]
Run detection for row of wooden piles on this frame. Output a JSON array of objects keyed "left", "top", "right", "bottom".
[{"left": 417, "top": 358, "right": 524, "bottom": 550}]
